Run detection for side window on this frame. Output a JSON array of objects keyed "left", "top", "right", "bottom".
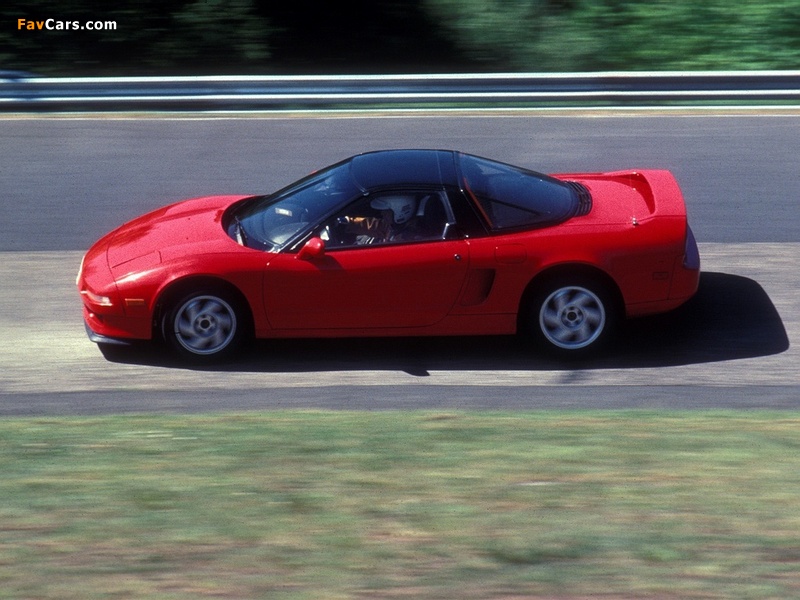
[
  {"left": 320, "top": 191, "right": 453, "bottom": 248},
  {"left": 459, "top": 153, "right": 576, "bottom": 231}
]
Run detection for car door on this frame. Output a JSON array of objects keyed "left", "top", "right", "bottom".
[{"left": 263, "top": 190, "right": 470, "bottom": 332}]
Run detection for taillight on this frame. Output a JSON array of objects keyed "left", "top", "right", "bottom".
[{"left": 683, "top": 225, "right": 700, "bottom": 270}]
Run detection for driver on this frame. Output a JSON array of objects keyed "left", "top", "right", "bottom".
[{"left": 342, "top": 195, "right": 418, "bottom": 244}]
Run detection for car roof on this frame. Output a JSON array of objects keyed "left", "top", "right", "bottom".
[{"left": 350, "top": 149, "right": 456, "bottom": 190}]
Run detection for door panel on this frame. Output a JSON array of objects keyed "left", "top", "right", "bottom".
[{"left": 264, "top": 240, "right": 469, "bottom": 331}]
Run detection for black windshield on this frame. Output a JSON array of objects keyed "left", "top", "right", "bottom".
[{"left": 230, "top": 162, "right": 359, "bottom": 250}]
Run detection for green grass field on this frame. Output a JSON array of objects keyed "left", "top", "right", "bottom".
[{"left": 2, "top": 411, "right": 800, "bottom": 599}]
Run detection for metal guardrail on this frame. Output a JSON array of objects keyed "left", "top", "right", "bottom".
[{"left": 2, "top": 71, "right": 800, "bottom": 111}]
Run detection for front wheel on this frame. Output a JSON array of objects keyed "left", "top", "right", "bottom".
[
  {"left": 162, "top": 290, "right": 245, "bottom": 362},
  {"left": 526, "top": 278, "right": 617, "bottom": 357}
]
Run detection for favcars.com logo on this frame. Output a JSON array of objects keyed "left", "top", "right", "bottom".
[{"left": 18, "top": 18, "right": 117, "bottom": 31}]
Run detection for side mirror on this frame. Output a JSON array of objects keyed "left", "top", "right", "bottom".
[{"left": 297, "top": 236, "right": 325, "bottom": 261}]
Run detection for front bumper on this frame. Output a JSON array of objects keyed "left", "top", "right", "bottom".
[
  {"left": 78, "top": 242, "right": 154, "bottom": 343},
  {"left": 82, "top": 302, "right": 152, "bottom": 342},
  {"left": 84, "top": 321, "right": 133, "bottom": 346}
]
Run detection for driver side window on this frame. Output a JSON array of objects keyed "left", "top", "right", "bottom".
[{"left": 320, "top": 191, "right": 452, "bottom": 248}]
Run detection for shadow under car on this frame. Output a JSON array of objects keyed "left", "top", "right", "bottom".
[{"left": 100, "top": 271, "right": 789, "bottom": 374}]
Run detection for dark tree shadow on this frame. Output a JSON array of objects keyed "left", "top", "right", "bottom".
[{"left": 100, "top": 272, "right": 789, "bottom": 374}]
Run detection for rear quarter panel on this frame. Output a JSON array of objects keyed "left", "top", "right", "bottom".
[
  {"left": 457, "top": 167, "right": 691, "bottom": 320},
  {"left": 511, "top": 220, "right": 684, "bottom": 312}
]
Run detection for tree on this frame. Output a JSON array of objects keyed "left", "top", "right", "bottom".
[{"left": 420, "top": 0, "right": 800, "bottom": 72}]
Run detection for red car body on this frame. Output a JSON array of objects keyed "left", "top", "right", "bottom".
[{"left": 78, "top": 150, "right": 699, "bottom": 361}]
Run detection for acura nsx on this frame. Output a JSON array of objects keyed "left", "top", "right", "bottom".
[{"left": 77, "top": 150, "right": 700, "bottom": 362}]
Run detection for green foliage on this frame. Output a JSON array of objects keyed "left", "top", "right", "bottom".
[
  {"left": 2, "top": 0, "right": 272, "bottom": 74},
  {"left": 420, "top": 0, "right": 553, "bottom": 68},
  {"left": 423, "top": 0, "right": 800, "bottom": 71},
  {"left": 2, "top": 0, "right": 800, "bottom": 74},
  {"left": 152, "top": 0, "right": 271, "bottom": 66}
]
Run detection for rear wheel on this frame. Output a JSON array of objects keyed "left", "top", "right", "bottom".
[
  {"left": 526, "top": 277, "right": 617, "bottom": 356},
  {"left": 162, "top": 290, "right": 245, "bottom": 362}
]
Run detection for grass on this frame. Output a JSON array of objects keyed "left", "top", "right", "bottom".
[{"left": 2, "top": 410, "right": 800, "bottom": 599}]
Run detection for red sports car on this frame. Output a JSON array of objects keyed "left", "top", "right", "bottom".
[{"left": 77, "top": 150, "right": 700, "bottom": 362}]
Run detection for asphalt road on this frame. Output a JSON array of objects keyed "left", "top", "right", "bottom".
[
  {"left": 2, "top": 112, "right": 800, "bottom": 250},
  {"left": 0, "top": 112, "right": 797, "bottom": 414}
]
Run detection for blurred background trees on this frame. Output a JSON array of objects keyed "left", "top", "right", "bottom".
[{"left": 3, "top": 0, "right": 800, "bottom": 75}]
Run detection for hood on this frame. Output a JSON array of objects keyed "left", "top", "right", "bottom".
[{"left": 106, "top": 195, "right": 248, "bottom": 271}]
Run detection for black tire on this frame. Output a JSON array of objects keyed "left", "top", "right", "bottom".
[
  {"left": 162, "top": 289, "right": 246, "bottom": 363},
  {"left": 525, "top": 277, "right": 617, "bottom": 357}
]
